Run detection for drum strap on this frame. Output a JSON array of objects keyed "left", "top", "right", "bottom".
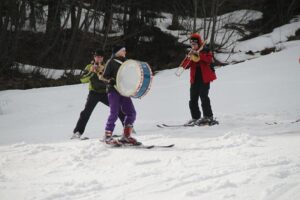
[{"left": 113, "top": 59, "right": 123, "bottom": 65}]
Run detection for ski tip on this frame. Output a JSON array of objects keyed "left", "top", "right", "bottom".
[
  {"left": 160, "top": 144, "right": 175, "bottom": 148},
  {"left": 144, "top": 145, "right": 155, "bottom": 149},
  {"left": 152, "top": 144, "right": 175, "bottom": 148}
]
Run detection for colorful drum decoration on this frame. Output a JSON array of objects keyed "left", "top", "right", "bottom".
[{"left": 115, "top": 59, "right": 153, "bottom": 98}]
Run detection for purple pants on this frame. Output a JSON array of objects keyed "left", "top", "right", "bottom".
[{"left": 105, "top": 90, "right": 136, "bottom": 132}]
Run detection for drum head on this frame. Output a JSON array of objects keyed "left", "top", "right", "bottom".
[{"left": 116, "top": 60, "right": 141, "bottom": 97}]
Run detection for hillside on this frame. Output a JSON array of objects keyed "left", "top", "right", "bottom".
[{"left": 0, "top": 39, "right": 300, "bottom": 200}]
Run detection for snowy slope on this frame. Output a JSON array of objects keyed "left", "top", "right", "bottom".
[
  {"left": 215, "top": 16, "right": 300, "bottom": 63},
  {"left": 1, "top": 44, "right": 300, "bottom": 199}
]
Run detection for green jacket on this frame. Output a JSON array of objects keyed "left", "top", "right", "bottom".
[{"left": 80, "top": 64, "right": 107, "bottom": 93}]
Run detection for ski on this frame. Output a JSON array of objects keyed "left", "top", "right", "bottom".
[
  {"left": 292, "top": 119, "right": 300, "bottom": 124},
  {"left": 157, "top": 121, "right": 219, "bottom": 128},
  {"left": 144, "top": 144, "right": 174, "bottom": 149},
  {"left": 157, "top": 123, "right": 194, "bottom": 128},
  {"left": 265, "top": 118, "right": 300, "bottom": 126},
  {"left": 106, "top": 143, "right": 174, "bottom": 149},
  {"left": 100, "top": 136, "right": 174, "bottom": 149},
  {"left": 70, "top": 136, "right": 89, "bottom": 140}
]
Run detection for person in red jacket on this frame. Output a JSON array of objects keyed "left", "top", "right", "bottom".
[{"left": 182, "top": 33, "right": 218, "bottom": 126}]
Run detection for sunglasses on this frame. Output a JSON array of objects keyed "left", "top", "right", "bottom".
[{"left": 190, "top": 39, "right": 198, "bottom": 45}]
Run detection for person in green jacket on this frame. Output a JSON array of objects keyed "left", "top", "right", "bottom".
[{"left": 71, "top": 49, "right": 125, "bottom": 140}]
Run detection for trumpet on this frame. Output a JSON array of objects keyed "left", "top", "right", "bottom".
[
  {"left": 90, "top": 62, "right": 109, "bottom": 82},
  {"left": 190, "top": 51, "right": 201, "bottom": 62},
  {"left": 189, "top": 39, "right": 208, "bottom": 62},
  {"left": 175, "top": 50, "right": 191, "bottom": 76},
  {"left": 175, "top": 39, "right": 208, "bottom": 76},
  {"left": 90, "top": 62, "right": 103, "bottom": 75}
]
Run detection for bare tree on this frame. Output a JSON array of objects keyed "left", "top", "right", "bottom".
[
  {"left": 193, "top": 0, "right": 198, "bottom": 33},
  {"left": 28, "top": 0, "right": 37, "bottom": 31},
  {"left": 102, "top": 0, "right": 113, "bottom": 34},
  {"left": 102, "top": 0, "right": 113, "bottom": 50},
  {"left": 46, "top": 0, "right": 62, "bottom": 36}
]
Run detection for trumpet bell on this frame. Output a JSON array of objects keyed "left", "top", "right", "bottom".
[{"left": 190, "top": 54, "right": 200, "bottom": 62}]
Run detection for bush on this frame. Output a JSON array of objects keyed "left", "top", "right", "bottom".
[{"left": 287, "top": 29, "right": 300, "bottom": 41}]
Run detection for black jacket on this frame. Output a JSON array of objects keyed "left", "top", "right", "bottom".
[{"left": 103, "top": 56, "right": 127, "bottom": 92}]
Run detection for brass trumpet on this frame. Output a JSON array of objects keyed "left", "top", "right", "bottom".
[
  {"left": 190, "top": 51, "right": 201, "bottom": 62},
  {"left": 89, "top": 62, "right": 109, "bottom": 82},
  {"left": 90, "top": 62, "right": 103, "bottom": 75},
  {"left": 175, "top": 39, "right": 208, "bottom": 76},
  {"left": 174, "top": 49, "right": 189, "bottom": 76},
  {"left": 188, "top": 39, "right": 208, "bottom": 62}
]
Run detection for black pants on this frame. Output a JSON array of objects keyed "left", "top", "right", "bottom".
[
  {"left": 189, "top": 82, "right": 213, "bottom": 119},
  {"left": 74, "top": 90, "right": 125, "bottom": 135}
]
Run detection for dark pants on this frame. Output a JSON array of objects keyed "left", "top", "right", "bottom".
[
  {"left": 189, "top": 82, "right": 213, "bottom": 119},
  {"left": 74, "top": 90, "right": 125, "bottom": 135}
]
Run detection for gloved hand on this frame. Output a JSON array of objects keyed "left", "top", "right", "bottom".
[
  {"left": 90, "top": 63, "right": 99, "bottom": 73},
  {"left": 106, "top": 78, "right": 116, "bottom": 93},
  {"left": 191, "top": 50, "right": 198, "bottom": 54},
  {"left": 202, "top": 44, "right": 210, "bottom": 52},
  {"left": 108, "top": 78, "right": 116, "bottom": 86},
  {"left": 188, "top": 50, "right": 198, "bottom": 57}
]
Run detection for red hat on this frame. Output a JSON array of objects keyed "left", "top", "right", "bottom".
[{"left": 190, "top": 33, "right": 202, "bottom": 46}]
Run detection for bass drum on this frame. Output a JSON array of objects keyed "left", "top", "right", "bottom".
[{"left": 116, "top": 59, "right": 153, "bottom": 98}]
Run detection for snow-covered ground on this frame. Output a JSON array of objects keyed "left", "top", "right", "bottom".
[
  {"left": 1, "top": 33, "right": 300, "bottom": 199},
  {"left": 216, "top": 15, "right": 300, "bottom": 63}
]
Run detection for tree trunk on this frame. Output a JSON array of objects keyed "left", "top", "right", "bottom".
[
  {"left": 209, "top": 0, "right": 218, "bottom": 50},
  {"left": 70, "top": 2, "right": 77, "bottom": 31},
  {"left": 123, "top": 4, "right": 129, "bottom": 35},
  {"left": 201, "top": 0, "right": 208, "bottom": 39},
  {"left": 126, "top": 5, "right": 139, "bottom": 50},
  {"left": 63, "top": 2, "right": 82, "bottom": 68},
  {"left": 0, "top": 1, "right": 4, "bottom": 30},
  {"left": 102, "top": 0, "right": 113, "bottom": 50},
  {"left": 102, "top": 0, "right": 113, "bottom": 34},
  {"left": 193, "top": 0, "right": 198, "bottom": 33},
  {"left": 29, "top": 0, "right": 36, "bottom": 31},
  {"left": 171, "top": 13, "right": 179, "bottom": 28},
  {"left": 46, "top": 0, "right": 61, "bottom": 36},
  {"left": 19, "top": 0, "right": 26, "bottom": 29}
]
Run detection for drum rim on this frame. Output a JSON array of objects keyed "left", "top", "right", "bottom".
[
  {"left": 132, "top": 62, "right": 144, "bottom": 98},
  {"left": 133, "top": 62, "right": 152, "bottom": 98}
]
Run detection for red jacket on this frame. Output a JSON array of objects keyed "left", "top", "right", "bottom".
[{"left": 182, "top": 51, "right": 217, "bottom": 84}]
